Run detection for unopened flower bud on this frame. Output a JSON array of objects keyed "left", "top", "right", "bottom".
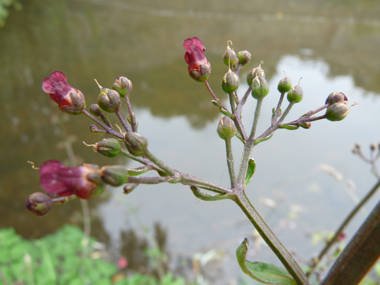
[
  {"left": 90, "top": 124, "right": 105, "bottom": 136},
  {"left": 251, "top": 76, "right": 269, "bottom": 99},
  {"left": 93, "top": 138, "right": 121, "bottom": 158},
  {"left": 99, "top": 165, "right": 129, "bottom": 186},
  {"left": 370, "top": 143, "right": 377, "bottom": 151},
  {"left": 222, "top": 71, "right": 239, "bottom": 93},
  {"left": 113, "top": 76, "right": 132, "bottom": 98},
  {"left": 326, "top": 102, "right": 349, "bottom": 121},
  {"left": 223, "top": 44, "right": 239, "bottom": 66},
  {"left": 25, "top": 192, "right": 53, "bottom": 216},
  {"left": 90, "top": 104, "right": 102, "bottom": 116},
  {"left": 95, "top": 80, "right": 122, "bottom": 113},
  {"left": 124, "top": 132, "right": 148, "bottom": 157},
  {"left": 247, "top": 63, "right": 265, "bottom": 86},
  {"left": 277, "top": 76, "right": 292, "bottom": 93},
  {"left": 325, "top": 92, "right": 348, "bottom": 105},
  {"left": 123, "top": 184, "right": 138, "bottom": 194},
  {"left": 287, "top": 84, "right": 303, "bottom": 103},
  {"left": 236, "top": 50, "right": 251, "bottom": 66},
  {"left": 300, "top": 122, "right": 311, "bottom": 129},
  {"left": 217, "top": 116, "right": 237, "bottom": 140}
]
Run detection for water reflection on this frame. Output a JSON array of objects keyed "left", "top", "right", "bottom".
[{"left": 1, "top": 0, "right": 380, "bottom": 283}]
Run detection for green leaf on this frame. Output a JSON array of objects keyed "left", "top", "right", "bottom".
[
  {"left": 244, "top": 159, "right": 256, "bottom": 186},
  {"left": 236, "top": 239, "right": 296, "bottom": 285},
  {"left": 278, "top": 124, "right": 299, "bottom": 130}
]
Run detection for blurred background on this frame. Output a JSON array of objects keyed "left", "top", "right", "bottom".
[{"left": 1, "top": 0, "right": 380, "bottom": 283}]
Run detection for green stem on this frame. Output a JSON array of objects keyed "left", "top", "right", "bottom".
[
  {"left": 144, "top": 149, "right": 178, "bottom": 176},
  {"left": 120, "top": 149, "right": 167, "bottom": 176},
  {"left": 320, "top": 185, "right": 380, "bottom": 285},
  {"left": 82, "top": 109, "right": 124, "bottom": 139},
  {"left": 307, "top": 179, "right": 380, "bottom": 277},
  {"left": 225, "top": 138, "right": 237, "bottom": 188},
  {"left": 237, "top": 97, "right": 263, "bottom": 184},
  {"left": 115, "top": 109, "right": 131, "bottom": 133},
  {"left": 234, "top": 189, "right": 310, "bottom": 285}
]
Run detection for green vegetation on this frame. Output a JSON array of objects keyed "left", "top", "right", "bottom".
[{"left": 0, "top": 225, "right": 185, "bottom": 285}]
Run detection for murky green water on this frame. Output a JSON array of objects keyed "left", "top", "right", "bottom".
[{"left": 1, "top": 0, "right": 380, "bottom": 283}]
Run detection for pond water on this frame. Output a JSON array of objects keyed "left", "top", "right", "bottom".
[{"left": 1, "top": 0, "right": 380, "bottom": 283}]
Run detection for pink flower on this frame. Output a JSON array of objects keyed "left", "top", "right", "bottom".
[
  {"left": 39, "top": 160, "right": 105, "bottom": 199},
  {"left": 42, "top": 71, "right": 85, "bottom": 114},
  {"left": 184, "top": 37, "right": 211, "bottom": 82}
]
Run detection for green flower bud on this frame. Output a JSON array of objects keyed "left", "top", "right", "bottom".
[
  {"left": 247, "top": 62, "right": 265, "bottom": 86},
  {"left": 277, "top": 77, "right": 292, "bottom": 93},
  {"left": 25, "top": 192, "right": 53, "bottom": 216},
  {"left": 300, "top": 122, "right": 311, "bottom": 129},
  {"left": 189, "top": 63, "right": 212, "bottom": 82},
  {"left": 325, "top": 92, "right": 348, "bottom": 105},
  {"left": 287, "top": 84, "right": 303, "bottom": 103},
  {"left": 113, "top": 76, "right": 132, "bottom": 98},
  {"left": 222, "top": 70, "right": 239, "bottom": 93},
  {"left": 93, "top": 138, "right": 121, "bottom": 158},
  {"left": 251, "top": 76, "right": 269, "bottom": 99},
  {"left": 223, "top": 44, "right": 239, "bottom": 66},
  {"left": 124, "top": 132, "right": 148, "bottom": 157},
  {"left": 217, "top": 116, "right": 237, "bottom": 140},
  {"left": 95, "top": 80, "right": 122, "bottom": 113},
  {"left": 236, "top": 50, "right": 251, "bottom": 66},
  {"left": 90, "top": 124, "right": 105, "bottom": 136},
  {"left": 90, "top": 104, "right": 102, "bottom": 116},
  {"left": 326, "top": 102, "right": 349, "bottom": 121},
  {"left": 99, "top": 165, "right": 129, "bottom": 186}
]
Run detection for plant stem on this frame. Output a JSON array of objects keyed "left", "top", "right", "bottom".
[
  {"left": 225, "top": 138, "right": 237, "bottom": 188},
  {"left": 320, "top": 184, "right": 380, "bottom": 285},
  {"left": 115, "top": 109, "right": 131, "bottom": 133},
  {"left": 307, "top": 179, "right": 380, "bottom": 277},
  {"left": 237, "top": 97, "right": 263, "bottom": 184},
  {"left": 125, "top": 94, "right": 137, "bottom": 132},
  {"left": 272, "top": 92, "right": 285, "bottom": 125},
  {"left": 144, "top": 149, "right": 178, "bottom": 177},
  {"left": 82, "top": 109, "right": 124, "bottom": 139},
  {"left": 234, "top": 189, "right": 310, "bottom": 285},
  {"left": 204, "top": 80, "right": 220, "bottom": 102}
]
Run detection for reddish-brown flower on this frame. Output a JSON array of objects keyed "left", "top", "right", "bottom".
[
  {"left": 184, "top": 37, "right": 211, "bottom": 82},
  {"left": 39, "top": 160, "right": 105, "bottom": 199},
  {"left": 42, "top": 71, "right": 85, "bottom": 114}
]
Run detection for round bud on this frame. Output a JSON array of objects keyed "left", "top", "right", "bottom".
[
  {"left": 287, "top": 85, "right": 303, "bottom": 103},
  {"left": 223, "top": 46, "right": 239, "bottom": 66},
  {"left": 25, "top": 192, "right": 53, "bottom": 216},
  {"left": 247, "top": 66, "right": 265, "bottom": 86},
  {"left": 236, "top": 50, "right": 251, "bottom": 66},
  {"left": 222, "top": 71, "right": 239, "bottom": 93},
  {"left": 94, "top": 138, "right": 121, "bottom": 158},
  {"left": 99, "top": 165, "right": 129, "bottom": 186},
  {"left": 325, "top": 92, "right": 348, "bottom": 105},
  {"left": 277, "top": 77, "right": 292, "bottom": 93},
  {"left": 113, "top": 76, "right": 132, "bottom": 98},
  {"left": 189, "top": 63, "right": 211, "bottom": 82},
  {"left": 98, "top": 89, "right": 122, "bottom": 113},
  {"left": 251, "top": 76, "right": 269, "bottom": 99},
  {"left": 217, "top": 116, "right": 237, "bottom": 140},
  {"left": 326, "top": 102, "right": 349, "bottom": 121},
  {"left": 124, "top": 132, "right": 148, "bottom": 157},
  {"left": 90, "top": 104, "right": 102, "bottom": 116}
]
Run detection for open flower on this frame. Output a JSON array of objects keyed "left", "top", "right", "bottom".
[
  {"left": 42, "top": 71, "right": 85, "bottom": 114},
  {"left": 39, "top": 160, "right": 105, "bottom": 199},
  {"left": 184, "top": 37, "right": 211, "bottom": 82}
]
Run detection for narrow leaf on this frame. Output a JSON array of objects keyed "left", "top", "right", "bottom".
[
  {"left": 236, "top": 239, "right": 297, "bottom": 285},
  {"left": 244, "top": 159, "right": 256, "bottom": 186}
]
